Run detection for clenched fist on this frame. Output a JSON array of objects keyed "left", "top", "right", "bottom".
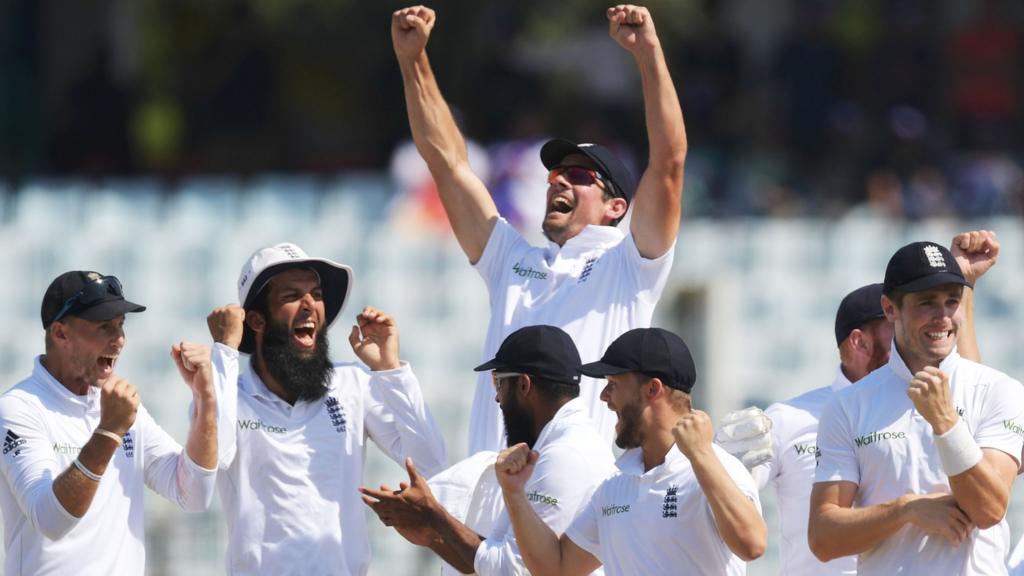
[
  {"left": 207, "top": 304, "right": 245, "bottom": 349},
  {"left": 172, "top": 341, "right": 216, "bottom": 402},
  {"left": 608, "top": 5, "right": 661, "bottom": 53},
  {"left": 907, "top": 366, "right": 958, "bottom": 435},
  {"left": 673, "top": 409, "right": 714, "bottom": 460},
  {"left": 495, "top": 442, "right": 538, "bottom": 495},
  {"left": 98, "top": 376, "right": 140, "bottom": 437},
  {"left": 951, "top": 230, "right": 999, "bottom": 286},
  {"left": 392, "top": 6, "right": 436, "bottom": 62}
]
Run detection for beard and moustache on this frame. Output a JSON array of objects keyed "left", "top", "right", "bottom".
[
  {"left": 502, "top": 391, "right": 538, "bottom": 448},
  {"left": 614, "top": 392, "right": 645, "bottom": 449},
  {"left": 258, "top": 318, "right": 334, "bottom": 402}
]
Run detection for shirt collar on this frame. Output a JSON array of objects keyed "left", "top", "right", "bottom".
[
  {"left": 32, "top": 355, "right": 100, "bottom": 409},
  {"left": 532, "top": 397, "right": 587, "bottom": 453},
  {"left": 544, "top": 225, "right": 624, "bottom": 259},
  {"left": 615, "top": 444, "right": 688, "bottom": 479},
  {"left": 830, "top": 365, "right": 854, "bottom": 392},
  {"left": 887, "top": 340, "right": 961, "bottom": 383}
]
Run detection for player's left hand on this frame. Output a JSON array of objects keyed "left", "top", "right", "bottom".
[
  {"left": 951, "top": 230, "right": 998, "bottom": 285},
  {"left": 673, "top": 409, "right": 715, "bottom": 461},
  {"left": 171, "top": 341, "right": 215, "bottom": 402},
  {"left": 349, "top": 306, "right": 400, "bottom": 371},
  {"left": 360, "top": 458, "right": 437, "bottom": 528},
  {"left": 907, "top": 366, "right": 959, "bottom": 435},
  {"left": 608, "top": 5, "right": 660, "bottom": 53}
]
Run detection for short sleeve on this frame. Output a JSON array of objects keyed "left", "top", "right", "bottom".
[
  {"left": 974, "top": 376, "right": 1024, "bottom": 465},
  {"left": 814, "top": 395, "right": 860, "bottom": 485},
  {"left": 473, "top": 218, "right": 531, "bottom": 292}
]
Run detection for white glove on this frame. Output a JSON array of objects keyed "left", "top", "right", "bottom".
[{"left": 714, "top": 406, "right": 774, "bottom": 469}]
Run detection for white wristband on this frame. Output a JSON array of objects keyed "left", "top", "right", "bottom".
[
  {"left": 934, "top": 419, "right": 983, "bottom": 477},
  {"left": 72, "top": 458, "right": 103, "bottom": 482},
  {"left": 93, "top": 428, "right": 122, "bottom": 446}
]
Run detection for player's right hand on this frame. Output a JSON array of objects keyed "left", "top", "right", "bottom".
[
  {"left": 714, "top": 406, "right": 774, "bottom": 469},
  {"left": 98, "top": 376, "right": 140, "bottom": 437},
  {"left": 495, "top": 443, "right": 538, "bottom": 495},
  {"left": 903, "top": 493, "right": 974, "bottom": 546},
  {"left": 207, "top": 304, "right": 245, "bottom": 349},
  {"left": 392, "top": 6, "right": 436, "bottom": 61}
]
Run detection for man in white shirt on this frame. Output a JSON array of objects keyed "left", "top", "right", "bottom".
[
  {"left": 206, "top": 242, "right": 447, "bottom": 576},
  {"left": 391, "top": 4, "right": 687, "bottom": 453},
  {"left": 361, "top": 325, "right": 615, "bottom": 575},
  {"left": 810, "top": 239, "right": 1024, "bottom": 575},
  {"left": 496, "top": 328, "right": 766, "bottom": 576},
  {"left": 0, "top": 271, "right": 218, "bottom": 575},
  {"left": 715, "top": 230, "right": 998, "bottom": 575}
]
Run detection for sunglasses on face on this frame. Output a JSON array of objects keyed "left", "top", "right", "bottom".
[
  {"left": 547, "top": 165, "right": 609, "bottom": 190},
  {"left": 491, "top": 370, "right": 523, "bottom": 391},
  {"left": 50, "top": 276, "right": 124, "bottom": 325}
]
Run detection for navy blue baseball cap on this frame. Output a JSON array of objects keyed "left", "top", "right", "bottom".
[
  {"left": 581, "top": 328, "right": 697, "bottom": 392},
  {"left": 42, "top": 271, "right": 145, "bottom": 329},
  {"left": 883, "top": 241, "right": 970, "bottom": 295},
  {"left": 540, "top": 139, "right": 637, "bottom": 203},
  {"left": 834, "top": 283, "right": 886, "bottom": 345},
  {"left": 474, "top": 325, "right": 582, "bottom": 385}
]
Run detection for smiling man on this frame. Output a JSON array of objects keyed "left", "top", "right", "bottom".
[
  {"left": 392, "top": 4, "right": 687, "bottom": 453},
  {"left": 206, "top": 242, "right": 447, "bottom": 575},
  {"left": 0, "top": 271, "right": 218, "bottom": 575},
  {"left": 810, "top": 241, "right": 1024, "bottom": 575}
]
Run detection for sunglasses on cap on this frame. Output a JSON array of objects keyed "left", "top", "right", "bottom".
[
  {"left": 547, "top": 166, "right": 610, "bottom": 190},
  {"left": 50, "top": 275, "right": 124, "bottom": 325}
]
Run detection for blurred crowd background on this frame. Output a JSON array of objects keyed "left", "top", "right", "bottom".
[
  {"left": 2, "top": 0, "right": 1023, "bottom": 219},
  {"left": 2, "top": 0, "right": 1024, "bottom": 575}
]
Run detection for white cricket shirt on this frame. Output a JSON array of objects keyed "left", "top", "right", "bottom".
[
  {"left": 473, "top": 398, "right": 615, "bottom": 575},
  {"left": 815, "top": 345, "right": 1024, "bottom": 575},
  {"left": 470, "top": 219, "right": 674, "bottom": 453},
  {"left": 0, "top": 357, "right": 217, "bottom": 576},
  {"left": 212, "top": 344, "right": 447, "bottom": 576},
  {"left": 753, "top": 367, "right": 856, "bottom": 575},
  {"left": 565, "top": 443, "right": 761, "bottom": 576},
  {"left": 429, "top": 451, "right": 501, "bottom": 576}
]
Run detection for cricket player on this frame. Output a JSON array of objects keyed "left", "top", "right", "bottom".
[{"left": 392, "top": 3, "right": 687, "bottom": 453}]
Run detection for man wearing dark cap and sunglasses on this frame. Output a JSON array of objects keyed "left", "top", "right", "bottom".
[
  {"left": 0, "top": 271, "right": 218, "bottom": 575},
  {"left": 496, "top": 328, "right": 766, "bottom": 575},
  {"left": 810, "top": 234, "right": 1023, "bottom": 575},
  {"left": 361, "top": 325, "right": 614, "bottom": 575},
  {"left": 392, "top": 4, "right": 687, "bottom": 455},
  {"left": 204, "top": 242, "right": 447, "bottom": 575}
]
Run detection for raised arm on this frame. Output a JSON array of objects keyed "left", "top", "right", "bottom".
[
  {"left": 674, "top": 410, "right": 766, "bottom": 560},
  {"left": 907, "top": 366, "right": 1019, "bottom": 529},
  {"left": 171, "top": 342, "right": 217, "bottom": 470},
  {"left": 392, "top": 6, "right": 498, "bottom": 263},
  {"left": 951, "top": 229, "right": 998, "bottom": 363},
  {"left": 493, "top": 444, "right": 601, "bottom": 576},
  {"left": 608, "top": 5, "right": 686, "bottom": 258}
]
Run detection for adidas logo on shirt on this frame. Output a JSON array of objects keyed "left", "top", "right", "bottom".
[{"left": 3, "top": 429, "right": 26, "bottom": 456}]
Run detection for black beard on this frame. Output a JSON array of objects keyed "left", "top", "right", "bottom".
[
  {"left": 502, "top": 391, "right": 537, "bottom": 448},
  {"left": 259, "top": 319, "right": 333, "bottom": 402},
  {"left": 615, "top": 395, "right": 644, "bottom": 449}
]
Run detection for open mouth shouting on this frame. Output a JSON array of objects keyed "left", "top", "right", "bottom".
[
  {"left": 547, "top": 195, "right": 574, "bottom": 216},
  {"left": 97, "top": 354, "right": 117, "bottom": 378},
  {"left": 293, "top": 321, "right": 317, "bottom": 350}
]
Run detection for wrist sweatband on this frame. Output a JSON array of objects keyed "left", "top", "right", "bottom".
[
  {"left": 934, "top": 419, "right": 983, "bottom": 477},
  {"left": 93, "top": 428, "right": 123, "bottom": 446},
  {"left": 73, "top": 458, "right": 103, "bottom": 482}
]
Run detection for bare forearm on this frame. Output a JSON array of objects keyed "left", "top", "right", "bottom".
[
  {"left": 690, "top": 450, "right": 765, "bottom": 560},
  {"left": 53, "top": 434, "right": 119, "bottom": 517},
  {"left": 809, "top": 498, "right": 908, "bottom": 561},
  {"left": 185, "top": 393, "right": 217, "bottom": 470},
  {"left": 949, "top": 459, "right": 1010, "bottom": 528},
  {"left": 956, "top": 287, "right": 980, "bottom": 362},
  {"left": 633, "top": 42, "right": 687, "bottom": 168},
  {"left": 426, "top": 502, "right": 484, "bottom": 573},
  {"left": 399, "top": 53, "right": 468, "bottom": 172},
  {"left": 502, "top": 490, "right": 565, "bottom": 576}
]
